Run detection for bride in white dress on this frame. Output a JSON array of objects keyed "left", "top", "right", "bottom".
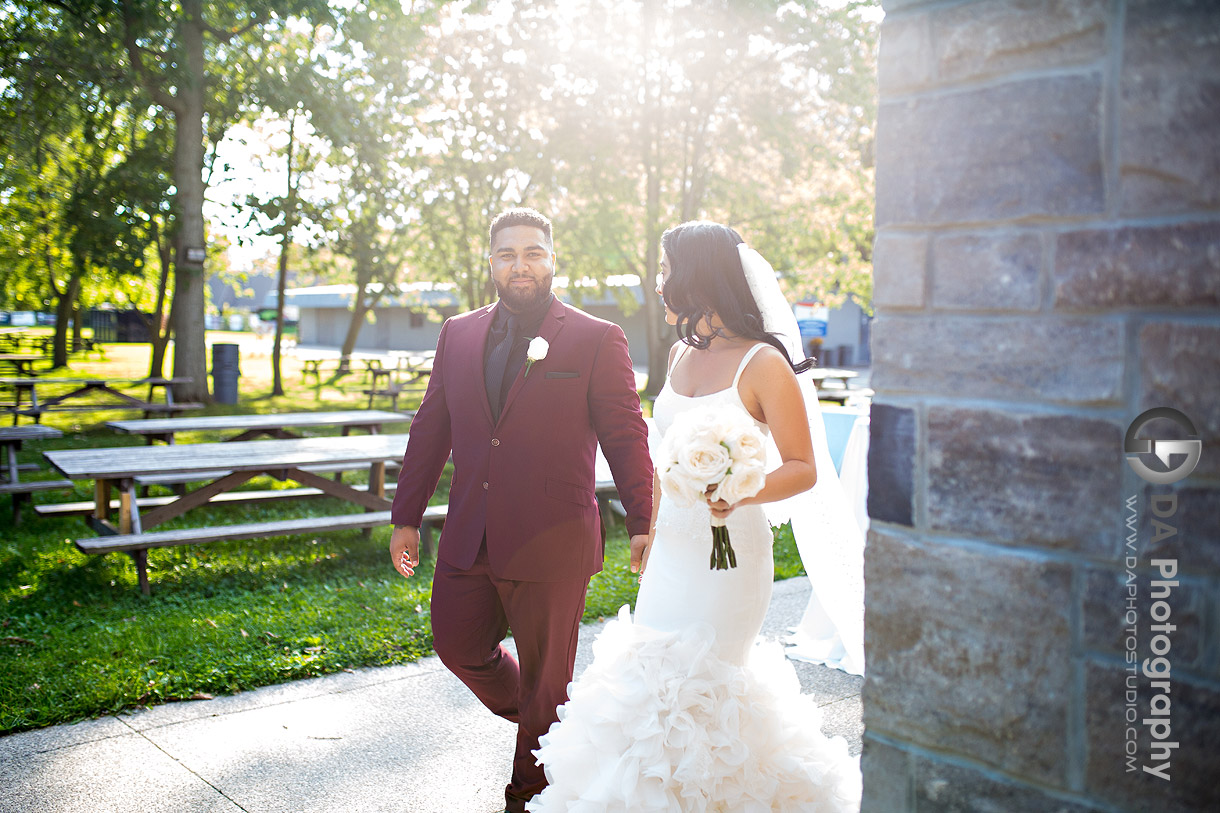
[{"left": 528, "top": 222, "right": 861, "bottom": 812}]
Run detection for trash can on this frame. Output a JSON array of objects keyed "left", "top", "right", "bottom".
[{"left": 212, "top": 343, "right": 241, "bottom": 404}]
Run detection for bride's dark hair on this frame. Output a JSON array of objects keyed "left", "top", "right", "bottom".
[{"left": 660, "top": 221, "right": 813, "bottom": 373}]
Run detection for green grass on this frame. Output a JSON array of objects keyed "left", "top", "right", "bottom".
[{"left": 0, "top": 336, "right": 805, "bottom": 735}]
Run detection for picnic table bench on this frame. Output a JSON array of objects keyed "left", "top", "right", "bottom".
[
  {"left": 0, "top": 424, "right": 72, "bottom": 522},
  {"left": 413, "top": 476, "right": 623, "bottom": 560},
  {"left": 45, "top": 433, "right": 411, "bottom": 595},
  {"left": 35, "top": 479, "right": 402, "bottom": 519},
  {"left": 1, "top": 376, "right": 201, "bottom": 424}
]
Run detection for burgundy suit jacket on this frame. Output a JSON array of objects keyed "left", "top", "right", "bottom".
[{"left": 390, "top": 297, "right": 653, "bottom": 582}]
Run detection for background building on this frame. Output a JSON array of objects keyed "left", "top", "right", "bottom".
[{"left": 274, "top": 279, "right": 870, "bottom": 369}]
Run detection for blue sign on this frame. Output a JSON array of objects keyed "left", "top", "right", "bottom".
[{"left": 797, "top": 319, "right": 827, "bottom": 338}]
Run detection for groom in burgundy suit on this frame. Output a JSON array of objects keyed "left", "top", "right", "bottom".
[{"left": 389, "top": 208, "right": 653, "bottom": 812}]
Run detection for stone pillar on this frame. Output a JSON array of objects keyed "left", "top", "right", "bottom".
[{"left": 865, "top": 1, "right": 1219, "bottom": 811}]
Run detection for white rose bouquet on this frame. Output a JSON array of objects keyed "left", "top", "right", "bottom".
[{"left": 655, "top": 405, "right": 768, "bottom": 569}]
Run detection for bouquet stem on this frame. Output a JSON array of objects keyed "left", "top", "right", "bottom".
[{"left": 709, "top": 519, "right": 738, "bottom": 570}]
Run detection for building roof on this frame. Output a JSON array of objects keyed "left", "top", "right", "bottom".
[
  {"left": 263, "top": 282, "right": 462, "bottom": 310},
  {"left": 268, "top": 276, "right": 647, "bottom": 311}
]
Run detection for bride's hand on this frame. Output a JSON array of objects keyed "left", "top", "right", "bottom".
[{"left": 707, "top": 496, "right": 736, "bottom": 520}]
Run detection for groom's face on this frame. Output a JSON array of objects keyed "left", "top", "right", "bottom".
[{"left": 489, "top": 225, "right": 555, "bottom": 313}]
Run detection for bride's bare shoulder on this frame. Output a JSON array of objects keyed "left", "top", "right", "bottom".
[
  {"left": 743, "top": 343, "right": 791, "bottom": 376},
  {"left": 736, "top": 344, "right": 798, "bottom": 419}
]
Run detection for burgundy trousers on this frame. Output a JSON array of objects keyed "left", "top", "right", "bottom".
[{"left": 430, "top": 541, "right": 589, "bottom": 812}]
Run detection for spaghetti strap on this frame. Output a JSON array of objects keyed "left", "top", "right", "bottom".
[
  {"left": 732, "top": 343, "right": 769, "bottom": 388},
  {"left": 667, "top": 342, "right": 692, "bottom": 377}
]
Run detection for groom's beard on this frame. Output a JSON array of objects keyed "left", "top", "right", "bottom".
[{"left": 495, "top": 273, "right": 553, "bottom": 312}]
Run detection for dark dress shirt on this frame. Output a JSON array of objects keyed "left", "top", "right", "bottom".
[{"left": 483, "top": 293, "right": 554, "bottom": 419}]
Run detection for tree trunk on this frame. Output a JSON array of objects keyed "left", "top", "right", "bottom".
[
  {"left": 641, "top": 148, "right": 666, "bottom": 395},
  {"left": 51, "top": 274, "right": 82, "bottom": 369},
  {"left": 639, "top": 1, "right": 669, "bottom": 397},
  {"left": 72, "top": 305, "right": 83, "bottom": 348},
  {"left": 51, "top": 304, "right": 70, "bottom": 369},
  {"left": 272, "top": 113, "right": 297, "bottom": 397},
  {"left": 642, "top": 231, "right": 667, "bottom": 395},
  {"left": 169, "top": 0, "right": 210, "bottom": 403},
  {"left": 150, "top": 331, "right": 170, "bottom": 379},
  {"left": 146, "top": 223, "right": 174, "bottom": 379},
  {"left": 272, "top": 244, "right": 290, "bottom": 395},
  {"left": 149, "top": 284, "right": 173, "bottom": 379},
  {"left": 338, "top": 283, "right": 375, "bottom": 375}
]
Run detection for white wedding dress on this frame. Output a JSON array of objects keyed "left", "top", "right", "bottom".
[{"left": 528, "top": 345, "right": 861, "bottom": 812}]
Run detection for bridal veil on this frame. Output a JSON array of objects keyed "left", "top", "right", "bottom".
[{"left": 738, "top": 244, "right": 866, "bottom": 676}]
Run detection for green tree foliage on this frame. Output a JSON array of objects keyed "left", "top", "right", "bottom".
[
  {"left": 239, "top": 22, "right": 332, "bottom": 393},
  {"left": 5, "top": 0, "right": 877, "bottom": 391},
  {"left": 395, "top": 3, "right": 559, "bottom": 310},
  {"left": 341, "top": 0, "right": 878, "bottom": 389},
  {"left": 0, "top": 2, "right": 173, "bottom": 368},
  {"left": 534, "top": 0, "right": 879, "bottom": 391},
  {"left": 107, "top": 0, "right": 345, "bottom": 400},
  {"left": 299, "top": 3, "right": 438, "bottom": 370}
]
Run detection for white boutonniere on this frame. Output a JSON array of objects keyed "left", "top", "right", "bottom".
[{"left": 524, "top": 336, "right": 549, "bottom": 377}]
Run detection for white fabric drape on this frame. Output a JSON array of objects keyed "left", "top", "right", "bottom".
[
  {"left": 783, "top": 404, "right": 868, "bottom": 675},
  {"left": 738, "top": 244, "right": 866, "bottom": 676}
]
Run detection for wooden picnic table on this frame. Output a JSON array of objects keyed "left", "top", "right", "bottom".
[
  {"left": 1, "top": 376, "right": 200, "bottom": 424},
  {"left": 298, "top": 354, "right": 383, "bottom": 385},
  {"left": 0, "top": 424, "right": 72, "bottom": 522},
  {"left": 299, "top": 351, "right": 435, "bottom": 390},
  {"left": 808, "top": 368, "right": 859, "bottom": 389},
  {"left": 389, "top": 350, "right": 436, "bottom": 371},
  {"left": 364, "top": 356, "right": 434, "bottom": 409},
  {"left": 0, "top": 354, "right": 48, "bottom": 376},
  {"left": 808, "top": 368, "right": 872, "bottom": 405},
  {"left": 0, "top": 330, "right": 38, "bottom": 353},
  {"left": 106, "top": 409, "right": 415, "bottom": 445},
  {"left": 44, "top": 432, "right": 410, "bottom": 594}
]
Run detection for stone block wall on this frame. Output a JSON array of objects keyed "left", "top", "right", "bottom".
[{"left": 864, "top": 1, "right": 1220, "bottom": 810}]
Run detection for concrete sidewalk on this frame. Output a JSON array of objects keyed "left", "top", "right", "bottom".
[{"left": 0, "top": 578, "right": 863, "bottom": 813}]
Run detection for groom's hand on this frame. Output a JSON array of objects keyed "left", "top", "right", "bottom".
[
  {"left": 629, "top": 534, "right": 651, "bottom": 579},
  {"left": 390, "top": 525, "right": 420, "bottom": 578}
]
